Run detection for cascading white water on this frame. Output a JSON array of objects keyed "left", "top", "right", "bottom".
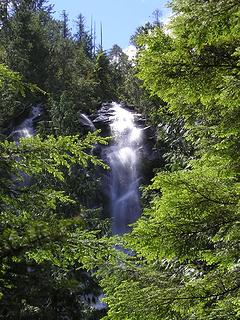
[
  {"left": 10, "top": 105, "right": 42, "bottom": 186},
  {"left": 10, "top": 106, "right": 42, "bottom": 141},
  {"left": 107, "top": 103, "right": 142, "bottom": 234}
]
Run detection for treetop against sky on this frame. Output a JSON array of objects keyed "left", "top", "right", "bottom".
[{"left": 51, "top": 0, "right": 171, "bottom": 50}]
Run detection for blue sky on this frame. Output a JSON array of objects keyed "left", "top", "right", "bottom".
[{"left": 50, "top": 0, "right": 171, "bottom": 50}]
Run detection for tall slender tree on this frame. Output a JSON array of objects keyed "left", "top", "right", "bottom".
[{"left": 75, "top": 13, "right": 93, "bottom": 56}]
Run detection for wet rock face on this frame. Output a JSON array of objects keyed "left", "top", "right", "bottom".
[{"left": 90, "top": 103, "right": 116, "bottom": 136}]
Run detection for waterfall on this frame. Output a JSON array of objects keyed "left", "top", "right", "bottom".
[
  {"left": 77, "top": 102, "right": 145, "bottom": 235},
  {"left": 106, "top": 103, "right": 143, "bottom": 234},
  {"left": 9, "top": 105, "right": 42, "bottom": 187},
  {"left": 10, "top": 105, "right": 42, "bottom": 141}
]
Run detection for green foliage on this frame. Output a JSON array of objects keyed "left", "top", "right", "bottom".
[
  {"left": 136, "top": 1, "right": 240, "bottom": 156},
  {"left": 0, "top": 2, "right": 156, "bottom": 319},
  {"left": 75, "top": 13, "right": 94, "bottom": 57},
  {"left": 2, "top": 1, "right": 239, "bottom": 319},
  {"left": 0, "top": 63, "right": 44, "bottom": 137},
  {"left": 87, "top": 153, "right": 240, "bottom": 319},
  {"left": 0, "top": 63, "right": 25, "bottom": 93},
  {"left": 82, "top": 1, "right": 240, "bottom": 319},
  {"left": 94, "top": 50, "right": 117, "bottom": 101},
  {"left": 0, "top": 0, "right": 53, "bottom": 87},
  {"left": 0, "top": 132, "right": 108, "bottom": 318}
]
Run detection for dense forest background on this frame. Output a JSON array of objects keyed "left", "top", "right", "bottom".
[{"left": 0, "top": 0, "right": 239, "bottom": 319}]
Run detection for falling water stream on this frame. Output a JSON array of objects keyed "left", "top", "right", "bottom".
[
  {"left": 10, "top": 106, "right": 42, "bottom": 141},
  {"left": 105, "top": 102, "right": 143, "bottom": 234},
  {"left": 10, "top": 106, "right": 42, "bottom": 186}
]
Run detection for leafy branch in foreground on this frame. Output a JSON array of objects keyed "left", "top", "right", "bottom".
[{"left": 0, "top": 132, "right": 108, "bottom": 313}]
